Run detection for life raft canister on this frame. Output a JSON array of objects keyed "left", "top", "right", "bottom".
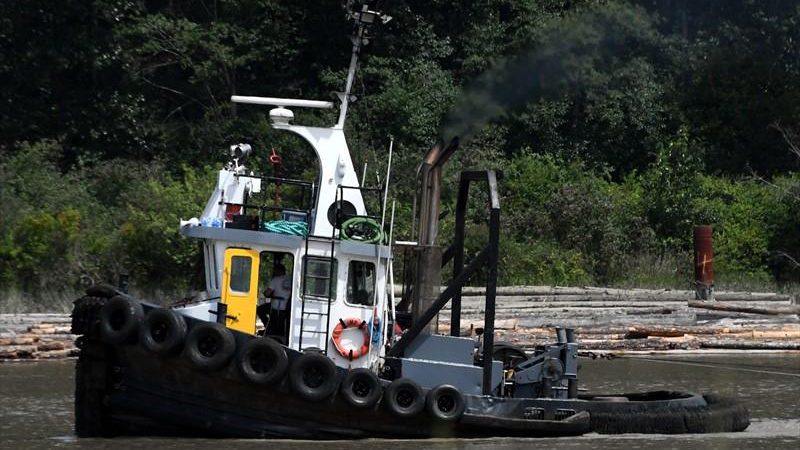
[{"left": 331, "top": 317, "right": 370, "bottom": 360}]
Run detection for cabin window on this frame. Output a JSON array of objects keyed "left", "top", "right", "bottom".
[
  {"left": 346, "top": 260, "right": 375, "bottom": 306},
  {"left": 303, "top": 257, "right": 337, "bottom": 300},
  {"left": 229, "top": 255, "right": 252, "bottom": 294}
]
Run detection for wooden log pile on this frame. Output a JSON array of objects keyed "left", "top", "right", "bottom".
[
  {"left": 0, "top": 314, "right": 78, "bottom": 360},
  {"left": 0, "top": 286, "right": 797, "bottom": 359},
  {"left": 432, "top": 286, "right": 799, "bottom": 353}
]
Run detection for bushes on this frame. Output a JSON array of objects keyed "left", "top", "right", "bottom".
[
  {"left": 0, "top": 141, "right": 93, "bottom": 292},
  {"left": 767, "top": 173, "right": 800, "bottom": 282},
  {"left": 501, "top": 153, "right": 655, "bottom": 285},
  {"left": 641, "top": 128, "right": 705, "bottom": 249},
  {"left": 0, "top": 140, "right": 214, "bottom": 299},
  {"left": 118, "top": 165, "right": 214, "bottom": 290},
  {"left": 0, "top": 209, "right": 81, "bottom": 290},
  {"left": 693, "top": 176, "right": 775, "bottom": 283},
  {"left": 499, "top": 239, "right": 589, "bottom": 287},
  {"left": 2, "top": 135, "right": 797, "bottom": 309},
  {"left": 492, "top": 145, "right": 799, "bottom": 288}
]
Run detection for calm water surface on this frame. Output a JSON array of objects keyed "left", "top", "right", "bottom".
[{"left": 1, "top": 354, "right": 798, "bottom": 449}]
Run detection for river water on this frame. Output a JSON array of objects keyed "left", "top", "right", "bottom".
[{"left": 1, "top": 354, "right": 798, "bottom": 449}]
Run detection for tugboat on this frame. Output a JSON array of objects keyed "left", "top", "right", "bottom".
[{"left": 71, "top": 3, "right": 749, "bottom": 439}]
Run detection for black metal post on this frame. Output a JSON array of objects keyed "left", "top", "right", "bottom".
[
  {"left": 451, "top": 175, "right": 470, "bottom": 337},
  {"left": 566, "top": 328, "right": 578, "bottom": 398},
  {"left": 481, "top": 171, "right": 500, "bottom": 395}
]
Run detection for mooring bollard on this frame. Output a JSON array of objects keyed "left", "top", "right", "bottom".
[{"left": 693, "top": 225, "right": 714, "bottom": 300}]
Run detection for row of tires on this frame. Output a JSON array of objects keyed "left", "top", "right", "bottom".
[{"left": 98, "top": 295, "right": 466, "bottom": 421}]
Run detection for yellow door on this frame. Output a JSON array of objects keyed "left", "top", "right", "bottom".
[{"left": 221, "top": 248, "right": 260, "bottom": 334}]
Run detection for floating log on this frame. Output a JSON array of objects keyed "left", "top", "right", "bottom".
[
  {"left": 0, "top": 345, "right": 37, "bottom": 358},
  {"left": 689, "top": 301, "right": 800, "bottom": 316},
  {"left": 37, "top": 341, "right": 67, "bottom": 351},
  {"left": 624, "top": 327, "right": 686, "bottom": 339},
  {"left": 27, "top": 326, "right": 56, "bottom": 334},
  {"left": 699, "top": 340, "right": 800, "bottom": 350},
  {"left": 0, "top": 337, "right": 39, "bottom": 346},
  {"left": 397, "top": 286, "right": 794, "bottom": 302},
  {"left": 35, "top": 349, "right": 74, "bottom": 359},
  {"left": 0, "top": 313, "right": 72, "bottom": 321},
  {"left": 447, "top": 298, "right": 689, "bottom": 306},
  {"left": 751, "top": 330, "right": 800, "bottom": 338},
  {"left": 438, "top": 319, "right": 519, "bottom": 336},
  {"left": 19, "top": 333, "right": 77, "bottom": 341}
]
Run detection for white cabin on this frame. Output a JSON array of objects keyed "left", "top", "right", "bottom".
[{"left": 176, "top": 98, "right": 392, "bottom": 372}]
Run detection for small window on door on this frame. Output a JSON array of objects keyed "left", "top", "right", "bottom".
[
  {"left": 303, "top": 257, "right": 337, "bottom": 301},
  {"left": 229, "top": 255, "right": 252, "bottom": 294},
  {"left": 347, "top": 260, "right": 375, "bottom": 306}
]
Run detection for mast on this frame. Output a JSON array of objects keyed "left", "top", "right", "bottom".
[{"left": 336, "top": 3, "right": 392, "bottom": 129}]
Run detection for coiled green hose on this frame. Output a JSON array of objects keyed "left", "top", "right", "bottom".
[{"left": 341, "top": 217, "right": 384, "bottom": 244}]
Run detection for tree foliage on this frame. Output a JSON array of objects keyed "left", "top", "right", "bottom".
[{"left": 1, "top": 0, "right": 798, "bottom": 300}]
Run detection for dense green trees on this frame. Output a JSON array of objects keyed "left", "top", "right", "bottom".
[{"left": 1, "top": 1, "right": 798, "bottom": 306}]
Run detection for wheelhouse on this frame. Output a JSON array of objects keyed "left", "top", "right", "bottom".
[{"left": 176, "top": 103, "right": 392, "bottom": 372}]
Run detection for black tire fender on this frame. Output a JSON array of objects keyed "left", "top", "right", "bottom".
[
  {"left": 384, "top": 377, "right": 425, "bottom": 418},
  {"left": 340, "top": 368, "right": 382, "bottom": 408},
  {"left": 585, "top": 391, "right": 750, "bottom": 434},
  {"left": 139, "top": 308, "right": 187, "bottom": 356},
  {"left": 237, "top": 338, "right": 289, "bottom": 384},
  {"left": 184, "top": 322, "right": 236, "bottom": 371},
  {"left": 426, "top": 384, "right": 466, "bottom": 421},
  {"left": 99, "top": 295, "right": 144, "bottom": 345},
  {"left": 289, "top": 352, "right": 338, "bottom": 401}
]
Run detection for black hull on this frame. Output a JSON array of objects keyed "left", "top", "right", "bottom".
[
  {"left": 76, "top": 338, "right": 590, "bottom": 438},
  {"left": 72, "top": 295, "right": 749, "bottom": 439}
]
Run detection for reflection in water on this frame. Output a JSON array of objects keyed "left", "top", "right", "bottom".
[{"left": 1, "top": 355, "right": 798, "bottom": 449}]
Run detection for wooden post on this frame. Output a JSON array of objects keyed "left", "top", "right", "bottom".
[{"left": 693, "top": 225, "right": 714, "bottom": 300}]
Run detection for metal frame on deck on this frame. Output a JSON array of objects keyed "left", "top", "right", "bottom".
[{"left": 388, "top": 170, "right": 502, "bottom": 395}]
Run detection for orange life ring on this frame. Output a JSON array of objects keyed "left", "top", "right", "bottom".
[{"left": 331, "top": 317, "right": 370, "bottom": 360}]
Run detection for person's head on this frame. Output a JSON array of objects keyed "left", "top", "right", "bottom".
[{"left": 273, "top": 264, "right": 286, "bottom": 277}]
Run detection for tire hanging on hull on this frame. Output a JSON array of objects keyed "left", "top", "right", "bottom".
[
  {"left": 340, "top": 368, "right": 382, "bottom": 408},
  {"left": 140, "top": 308, "right": 187, "bottom": 356},
  {"left": 100, "top": 295, "right": 144, "bottom": 345},
  {"left": 237, "top": 338, "right": 289, "bottom": 384},
  {"left": 384, "top": 378, "right": 425, "bottom": 417},
  {"left": 184, "top": 322, "right": 236, "bottom": 371},
  {"left": 426, "top": 384, "right": 465, "bottom": 421},
  {"left": 289, "top": 352, "right": 339, "bottom": 401}
]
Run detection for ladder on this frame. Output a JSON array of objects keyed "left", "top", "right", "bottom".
[{"left": 297, "top": 189, "right": 339, "bottom": 354}]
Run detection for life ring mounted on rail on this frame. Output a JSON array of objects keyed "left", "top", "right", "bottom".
[{"left": 331, "top": 317, "right": 371, "bottom": 360}]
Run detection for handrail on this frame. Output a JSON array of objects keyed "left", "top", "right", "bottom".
[
  {"left": 239, "top": 175, "right": 316, "bottom": 224},
  {"left": 334, "top": 184, "right": 385, "bottom": 233}
]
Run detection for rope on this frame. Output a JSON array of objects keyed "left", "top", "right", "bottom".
[
  {"left": 262, "top": 220, "right": 308, "bottom": 237},
  {"left": 624, "top": 356, "right": 800, "bottom": 378},
  {"left": 341, "top": 217, "right": 384, "bottom": 244}
]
